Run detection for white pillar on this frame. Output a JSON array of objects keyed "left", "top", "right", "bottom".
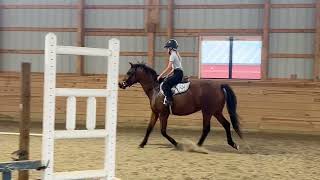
[
  {"left": 42, "top": 33, "right": 57, "bottom": 180},
  {"left": 66, "top": 96, "right": 77, "bottom": 130},
  {"left": 106, "top": 38, "right": 120, "bottom": 180},
  {"left": 86, "top": 97, "right": 97, "bottom": 130}
]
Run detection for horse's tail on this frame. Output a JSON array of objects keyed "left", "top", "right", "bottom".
[{"left": 221, "top": 84, "right": 243, "bottom": 139}]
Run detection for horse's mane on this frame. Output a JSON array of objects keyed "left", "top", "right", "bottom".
[{"left": 132, "top": 62, "right": 158, "bottom": 81}]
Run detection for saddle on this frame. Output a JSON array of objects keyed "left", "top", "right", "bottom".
[
  {"left": 160, "top": 76, "right": 190, "bottom": 96},
  {"left": 181, "top": 76, "right": 189, "bottom": 83}
]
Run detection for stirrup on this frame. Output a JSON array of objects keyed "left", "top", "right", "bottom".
[{"left": 163, "top": 97, "right": 172, "bottom": 106}]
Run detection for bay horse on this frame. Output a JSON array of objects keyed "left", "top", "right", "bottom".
[{"left": 119, "top": 63, "right": 243, "bottom": 150}]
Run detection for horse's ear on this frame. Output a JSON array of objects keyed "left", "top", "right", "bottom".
[{"left": 129, "top": 62, "right": 133, "bottom": 67}]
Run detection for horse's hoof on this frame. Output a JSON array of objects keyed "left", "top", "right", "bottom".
[
  {"left": 175, "top": 143, "right": 183, "bottom": 150},
  {"left": 139, "top": 144, "right": 145, "bottom": 148},
  {"left": 233, "top": 144, "right": 239, "bottom": 150}
]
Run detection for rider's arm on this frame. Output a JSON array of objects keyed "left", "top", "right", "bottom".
[
  {"left": 158, "top": 61, "right": 173, "bottom": 78},
  {"left": 167, "top": 68, "right": 174, "bottom": 76}
]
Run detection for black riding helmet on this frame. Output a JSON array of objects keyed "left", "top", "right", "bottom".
[{"left": 164, "top": 39, "right": 179, "bottom": 50}]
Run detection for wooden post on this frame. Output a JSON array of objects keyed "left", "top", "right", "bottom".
[
  {"left": 147, "top": 33, "right": 155, "bottom": 67},
  {"left": 314, "top": 0, "right": 320, "bottom": 81},
  {"left": 76, "top": 0, "right": 85, "bottom": 75},
  {"left": 18, "top": 63, "right": 31, "bottom": 180},
  {"left": 145, "top": 0, "right": 159, "bottom": 68},
  {"left": 261, "top": 0, "right": 270, "bottom": 80},
  {"left": 167, "top": 0, "right": 174, "bottom": 39}
]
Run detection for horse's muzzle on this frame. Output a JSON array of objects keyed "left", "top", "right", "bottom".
[{"left": 118, "top": 81, "right": 127, "bottom": 89}]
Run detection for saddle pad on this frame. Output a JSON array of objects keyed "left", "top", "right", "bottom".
[{"left": 160, "top": 82, "right": 191, "bottom": 96}]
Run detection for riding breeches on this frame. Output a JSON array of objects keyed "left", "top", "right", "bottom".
[{"left": 162, "top": 69, "right": 183, "bottom": 101}]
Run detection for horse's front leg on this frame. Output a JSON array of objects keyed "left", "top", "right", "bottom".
[
  {"left": 160, "top": 113, "right": 178, "bottom": 147},
  {"left": 139, "top": 111, "right": 159, "bottom": 148}
]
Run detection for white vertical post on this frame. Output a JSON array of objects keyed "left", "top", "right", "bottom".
[
  {"left": 42, "top": 33, "right": 57, "bottom": 180},
  {"left": 86, "top": 97, "right": 96, "bottom": 130},
  {"left": 66, "top": 96, "right": 77, "bottom": 130},
  {"left": 106, "top": 38, "right": 120, "bottom": 180}
]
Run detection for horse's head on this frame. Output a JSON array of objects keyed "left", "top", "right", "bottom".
[
  {"left": 119, "top": 62, "right": 146, "bottom": 89},
  {"left": 119, "top": 63, "right": 137, "bottom": 89}
]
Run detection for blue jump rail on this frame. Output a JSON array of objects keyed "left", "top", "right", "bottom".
[{"left": 0, "top": 160, "right": 44, "bottom": 180}]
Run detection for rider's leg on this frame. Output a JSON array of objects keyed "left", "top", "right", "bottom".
[
  {"left": 163, "top": 71, "right": 183, "bottom": 105},
  {"left": 162, "top": 76, "right": 175, "bottom": 105}
]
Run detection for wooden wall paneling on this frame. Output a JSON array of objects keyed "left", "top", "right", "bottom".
[{"left": 1, "top": 73, "right": 320, "bottom": 133}]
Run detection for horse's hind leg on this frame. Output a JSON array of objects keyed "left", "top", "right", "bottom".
[
  {"left": 197, "top": 112, "right": 212, "bottom": 146},
  {"left": 159, "top": 113, "right": 178, "bottom": 147},
  {"left": 214, "top": 112, "right": 239, "bottom": 150}
]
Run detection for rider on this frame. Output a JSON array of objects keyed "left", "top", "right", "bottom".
[{"left": 157, "top": 39, "right": 184, "bottom": 106}]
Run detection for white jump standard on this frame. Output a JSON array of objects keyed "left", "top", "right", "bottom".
[{"left": 42, "top": 33, "right": 120, "bottom": 180}]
